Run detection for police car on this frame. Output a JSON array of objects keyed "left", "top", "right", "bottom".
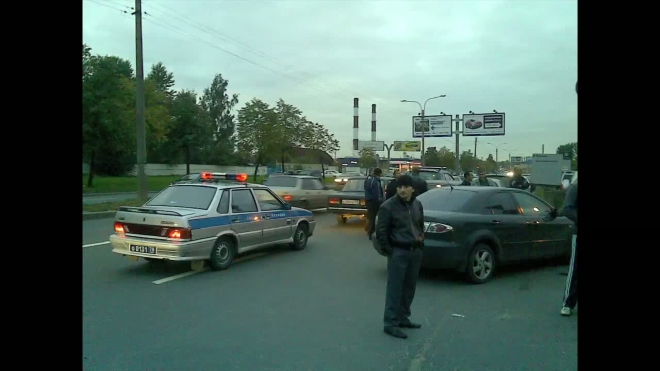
[{"left": 109, "top": 172, "right": 316, "bottom": 271}]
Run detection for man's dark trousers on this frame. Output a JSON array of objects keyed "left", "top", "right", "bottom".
[
  {"left": 366, "top": 200, "right": 380, "bottom": 236},
  {"left": 563, "top": 235, "right": 578, "bottom": 308},
  {"left": 384, "top": 247, "right": 422, "bottom": 328}
]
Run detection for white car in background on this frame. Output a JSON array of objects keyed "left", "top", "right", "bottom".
[{"left": 324, "top": 170, "right": 340, "bottom": 177}]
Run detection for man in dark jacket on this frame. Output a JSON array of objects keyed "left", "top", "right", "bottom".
[
  {"left": 376, "top": 174, "right": 425, "bottom": 339},
  {"left": 561, "top": 180, "right": 578, "bottom": 316},
  {"left": 409, "top": 167, "right": 428, "bottom": 196},
  {"left": 364, "top": 168, "right": 384, "bottom": 239},
  {"left": 385, "top": 169, "right": 400, "bottom": 200},
  {"left": 509, "top": 167, "right": 530, "bottom": 190},
  {"left": 460, "top": 171, "right": 473, "bottom": 185}
]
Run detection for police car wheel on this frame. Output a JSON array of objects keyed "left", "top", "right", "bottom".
[
  {"left": 291, "top": 224, "right": 309, "bottom": 251},
  {"left": 209, "top": 238, "right": 236, "bottom": 270},
  {"left": 464, "top": 243, "right": 496, "bottom": 284}
]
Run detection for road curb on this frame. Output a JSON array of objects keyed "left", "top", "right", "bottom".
[
  {"left": 82, "top": 208, "right": 327, "bottom": 222},
  {"left": 82, "top": 211, "right": 117, "bottom": 221}
]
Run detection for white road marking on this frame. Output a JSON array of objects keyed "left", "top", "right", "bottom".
[
  {"left": 151, "top": 252, "right": 268, "bottom": 285},
  {"left": 152, "top": 269, "right": 207, "bottom": 285},
  {"left": 407, "top": 318, "right": 444, "bottom": 371},
  {"left": 83, "top": 241, "right": 110, "bottom": 248}
]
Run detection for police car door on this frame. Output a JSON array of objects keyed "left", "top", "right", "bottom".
[
  {"left": 253, "top": 188, "right": 293, "bottom": 243},
  {"left": 229, "top": 189, "right": 264, "bottom": 248}
]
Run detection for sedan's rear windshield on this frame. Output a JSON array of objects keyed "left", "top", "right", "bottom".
[
  {"left": 342, "top": 179, "right": 366, "bottom": 191},
  {"left": 146, "top": 186, "right": 217, "bottom": 210},
  {"left": 416, "top": 171, "right": 442, "bottom": 180},
  {"left": 416, "top": 188, "right": 475, "bottom": 212},
  {"left": 263, "top": 176, "right": 298, "bottom": 187}
]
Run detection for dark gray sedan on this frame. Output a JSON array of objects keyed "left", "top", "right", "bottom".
[{"left": 413, "top": 186, "right": 572, "bottom": 284}]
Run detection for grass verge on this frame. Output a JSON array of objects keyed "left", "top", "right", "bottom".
[{"left": 83, "top": 175, "right": 337, "bottom": 193}]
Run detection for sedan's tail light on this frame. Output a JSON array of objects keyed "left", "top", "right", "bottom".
[
  {"left": 282, "top": 195, "right": 292, "bottom": 202},
  {"left": 329, "top": 197, "right": 340, "bottom": 205},
  {"left": 423, "top": 222, "right": 453, "bottom": 233},
  {"left": 114, "top": 222, "right": 125, "bottom": 233},
  {"left": 167, "top": 228, "right": 192, "bottom": 239}
]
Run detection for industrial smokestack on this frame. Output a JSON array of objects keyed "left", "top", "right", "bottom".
[
  {"left": 371, "top": 104, "right": 377, "bottom": 141},
  {"left": 353, "top": 98, "right": 359, "bottom": 157}
]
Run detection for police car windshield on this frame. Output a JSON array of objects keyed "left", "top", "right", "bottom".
[
  {"left": 146, "top": 185, "right": 217, "bottom": 210},
  {"left": 342, "top": 179, "right": 365, "bottom": 192},
  {"left": 263, "top": 176, "right": 298, "bottom": 187}
]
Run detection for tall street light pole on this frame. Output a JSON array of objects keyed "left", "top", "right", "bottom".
[
  {"left": 401, "top": 95, "right": 446, "bottom": 166},
  {"left": 487, "top": 142, "right": 507, "bottom": 163}
]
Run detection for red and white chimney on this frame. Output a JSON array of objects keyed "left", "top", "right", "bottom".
[
  {"left": 353, "top": 98, "right": 359, "bottom": 157},
  {"left": 371, "top": 104, "right": 377, "bottom": 141}
]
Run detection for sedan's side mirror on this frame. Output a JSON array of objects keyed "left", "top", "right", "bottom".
[{"left": 282, "top": 203, "right": 292, "bottom": 210}]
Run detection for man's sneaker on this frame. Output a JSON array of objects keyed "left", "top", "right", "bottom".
[{"left": 560, "top": 307, "right": 572, "bottom": 316}]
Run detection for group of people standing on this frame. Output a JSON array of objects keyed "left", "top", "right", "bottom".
[
  {"left": 361, "top": 159, "right": 577, "bottom": 339},
  {"left": 460, "top": 167, "right": 531, "bottom": 190}
]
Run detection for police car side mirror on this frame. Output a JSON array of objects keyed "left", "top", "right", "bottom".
[
  {"left": 282, "top": 203, "right": 292, "bottom": 210},
  {"left": 323, "top": 186, "right": 330, "bottom": 190},
  {"left": 561, "top": 179, "right": 570, "bottom": 190}
]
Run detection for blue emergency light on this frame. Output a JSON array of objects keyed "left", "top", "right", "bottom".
[{"left": 200, "top": 172, "right": 248, "bottom": 182}]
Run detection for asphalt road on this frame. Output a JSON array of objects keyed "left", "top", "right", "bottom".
[
  {"left": 82, "top": 191, "right": 158, "bottom": 204},
  {"left": 83, "top": 213, "right": 577, "bottom": 371}
]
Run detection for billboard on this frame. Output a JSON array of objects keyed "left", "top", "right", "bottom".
[
  {"left": 510, "top": 156, "right": 523, "bottom": 163},
  {"left": 462, "top": 113, "right": 505, "bottom": 136},
  {"left": 358, "top": 140, "right": 385, "bottom": 151},
  {"left": 531, "top": 154, "right": 564, "bottom": 186},
  {"left": 412, "top": 115, "right": 453, "bottom": 138},
  {"left": 393, "top": 141, "right": 421, "bottom": 152}
]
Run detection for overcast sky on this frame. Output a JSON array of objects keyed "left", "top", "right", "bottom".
[{"left": 83, "top": 0, "right": 577, "bottom": 160}]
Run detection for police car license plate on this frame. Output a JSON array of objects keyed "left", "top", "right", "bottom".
[
  {"left": 130, "top": 244, "right": 157, "bottom": 254},
  {"left": 341, "top": 199, "right": 359, "bottom": 205}
]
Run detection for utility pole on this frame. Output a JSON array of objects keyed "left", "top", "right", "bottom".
[
  {"left": 474, "top": 137, "right": 477, "bottom": 159},
  {"left": 542, "top": 144, "right": 545, "bottom": 154},
  {"left": 454, "top": 114, "right": 461, "bottom": 173},
  {"left": 133, "top": 0, "right": 148, "bottom": 199}
]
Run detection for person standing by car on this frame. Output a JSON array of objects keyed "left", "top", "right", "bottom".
[
  {"left": 509, "top": 167, "right": 530, "bottom": 190},
  {"left": 472, "top": 170, "right": 496, "bottom": 186},
  {"left": 460, "top": 171, "right": 473, "bottom": 185},
  {"left": 409, "top": 166, "right": 429, "bottom": 196},
  {"left": 376, "top": 174, "right": 425, "bottom": 339},
  {"left": 364, "top": 168, "right": 384, "bottom": 239},
  {"left": 385, "top": 169, "right": 401, "bottom": 200}
]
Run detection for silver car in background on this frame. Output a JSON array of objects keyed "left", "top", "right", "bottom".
[{"left": 262, "top": 175, "right": 334, "bottom": 209}]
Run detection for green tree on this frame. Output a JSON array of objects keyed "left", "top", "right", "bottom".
[
  {"left": 82, "top": 50, "right": 136, "bottom": 185},
  {"left": 423, "top": 147, "right": 441, "bottom": 166},
  {"left": 359, "top": 148, "right": 377, "bottom": 169},
  {"left": 300, "top": 120, "right": 340, "bottom": 176},
  {"left": 168, "top": 90, "right": 213, "bottom": 174},
  {"left": 235, "top": 99, "right": 282, "bottom": 179},
  {"left": 199, "top": 74, "right": 240, "bottom": 165},
  {"left": 460, "top": 150, "right": 478, "bottom": 171},
  {"left": 556, "top": 142, "right": 577, "bottom": 170},
  {"left": 274, "top": 99, "right": 305, "bottom": 171},
  {"left": 483, "top": 153, "right": 497, "bottom": 172},
  {"left": 436, "top": 146, "right": 457, "bottom": 169},
  {"left": 145, "top": 62, "right": 177, "bottom": 163}
]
